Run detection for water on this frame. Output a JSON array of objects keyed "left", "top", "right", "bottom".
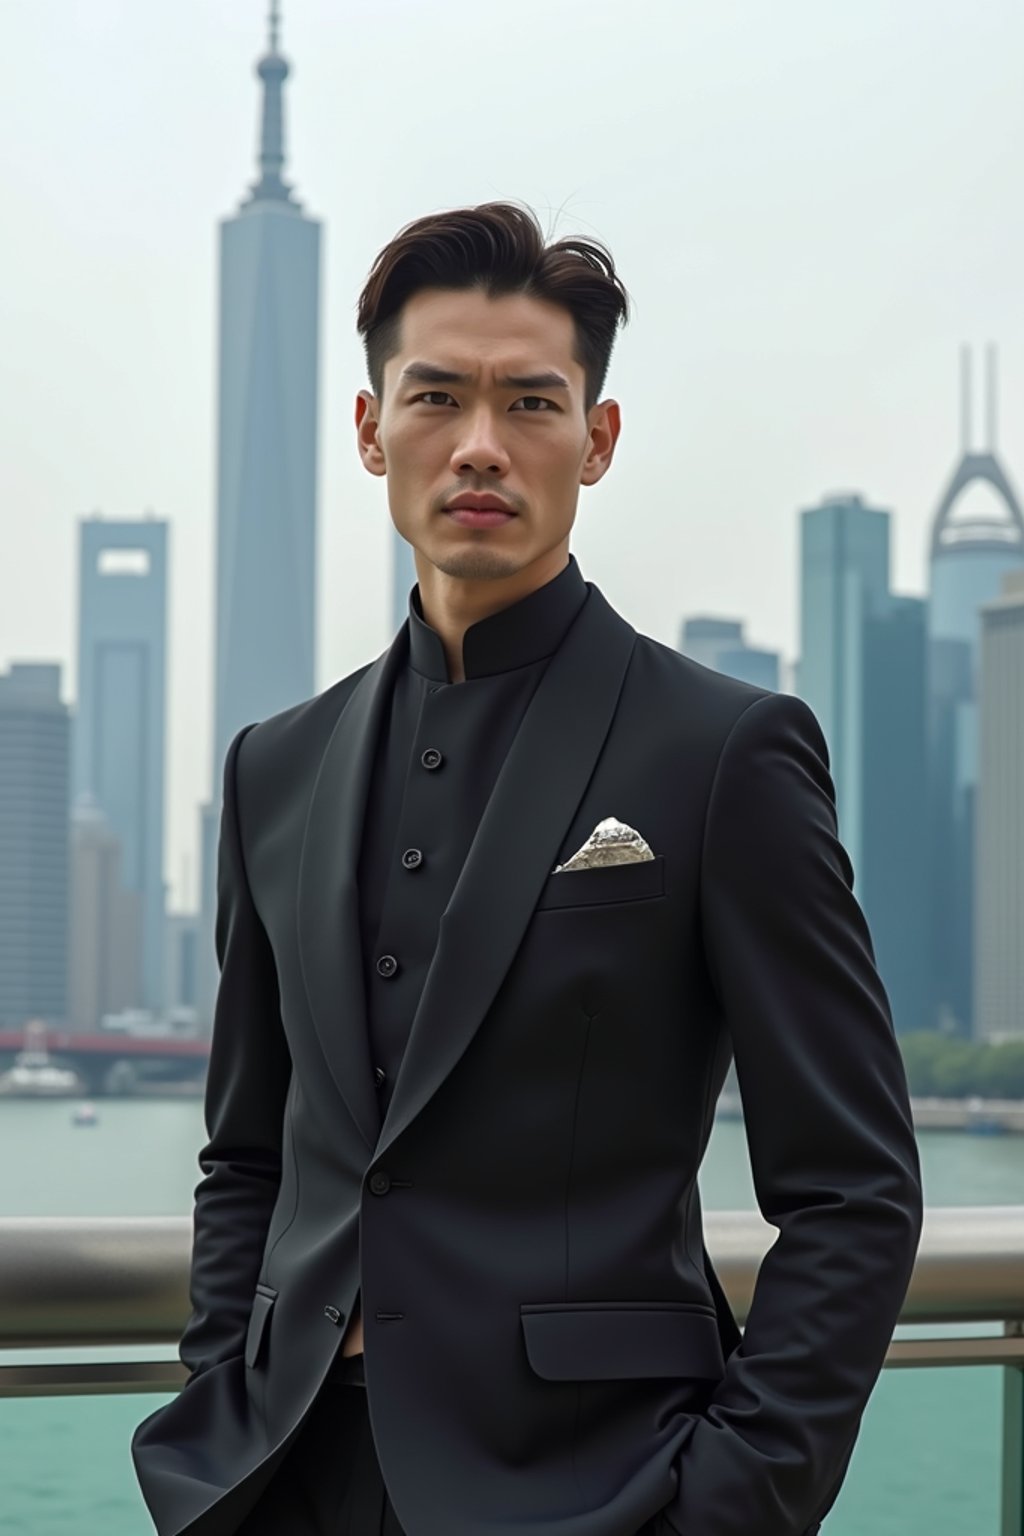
[{"left": 0, "top": 1099, "right": 1020, "bottom": 1535}]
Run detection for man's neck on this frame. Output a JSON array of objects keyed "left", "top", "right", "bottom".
[{"left": 415, "top": 548, "right": 571, "bottom": 684}]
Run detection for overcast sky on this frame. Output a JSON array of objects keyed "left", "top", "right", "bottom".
[{"left": 1, "top": 0, "right": 1022, "bottom": 911}]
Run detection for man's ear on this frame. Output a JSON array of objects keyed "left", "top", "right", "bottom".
[
  {"left": 355, "top": 390, "right": 387, "bottom": 477},
  {"left": 580, "top": 398, "right": 621, "bottom": 488}
]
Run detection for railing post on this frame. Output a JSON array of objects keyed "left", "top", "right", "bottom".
[{"left": 1004, "top": 1322, "right": 1024, "bottom": 1536}]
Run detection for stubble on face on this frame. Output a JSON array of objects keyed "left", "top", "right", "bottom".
[{"left": 426, "top": 546, "right": 522, "bottom": 582}]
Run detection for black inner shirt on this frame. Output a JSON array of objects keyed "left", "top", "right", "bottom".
[{"left": 355, "top": 551, "right": 590, "bottom": 1111}]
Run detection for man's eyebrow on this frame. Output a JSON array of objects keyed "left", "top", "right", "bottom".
[
  {"left": 399, "top": 362, "right": 570, "bottom": 390},
  {"left": 399, "top": 363, "right": 472, "bottom": 386},
  {"left": 501, "top": 370, "right": 570, "bottom": 390}
]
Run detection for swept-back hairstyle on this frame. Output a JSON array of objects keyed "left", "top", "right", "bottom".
[{"left": 356, "top": 202, "right": 630, "bottom": 413}]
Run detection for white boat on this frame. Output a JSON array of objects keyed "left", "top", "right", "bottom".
[
  {"left": 0, "top": 1048, "right": 82, "bottom": 1097},
  {"left": 72, "top": 1101, "right": 99, "bottom": 1126}
]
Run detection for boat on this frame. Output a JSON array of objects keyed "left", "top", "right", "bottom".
[
  {"left": 0, "top": 1048, "right": 82, "bottom": 1097},
  {"left": 72, "top": 1101, "right": 99, "bottom": 1126}
]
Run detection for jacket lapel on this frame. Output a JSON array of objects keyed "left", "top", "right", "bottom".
[
  {"left": 374, "top": 585, "right": 637, "bottom": 1164},
  {"left": 296, "top": 622, "right": 411, "bottom": 1152}
]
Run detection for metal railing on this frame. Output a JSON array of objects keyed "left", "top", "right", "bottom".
[
  {"left": 1, "top": 1207, "right": 1022, "bottom": 1533},
  {"left": 1, "top": 1206, "right": 1023, "bottom": 1389}
]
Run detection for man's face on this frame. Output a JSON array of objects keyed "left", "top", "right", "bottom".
[{"left": 355, "top": 287, "right": 620, "bottom": 584}]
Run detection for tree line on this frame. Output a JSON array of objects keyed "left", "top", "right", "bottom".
[{"left": 898, "top": 1033, "right": 1024, "bottom": 1100}]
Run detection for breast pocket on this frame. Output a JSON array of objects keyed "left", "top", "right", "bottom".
[{"left": 534, "top": 854, "right": 666, "bottom": 912}]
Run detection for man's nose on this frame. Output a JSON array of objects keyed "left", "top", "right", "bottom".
[{"left": 450, "top": 410, "right": 511, "bottom": 477}]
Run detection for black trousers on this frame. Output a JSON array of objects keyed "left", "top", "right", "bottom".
[
  {"left": 237, "top": 1353, "right": 667, "bottom": 1535},
  {"left": 236, "top": 1353, "right": 405, "bottom": 1535}
]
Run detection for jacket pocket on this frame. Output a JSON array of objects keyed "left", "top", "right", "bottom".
[
  {"left": 244, "top": 1283, "right": 278, "bottom": 1369},
  {"left": 534, "top": 854, "right": 666, "bottom": 912},
  {"left": 520, "top": 1299, "right": 724, "bottom": 1381}
]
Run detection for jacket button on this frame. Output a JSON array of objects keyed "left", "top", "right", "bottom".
[
  {"left": 324, "top": 1305, "right": 343, "bottom": 1325},
  {"left": 420, "top": 747, "right": 443, "bottom": 770},
  {"left": 369, "top": 1170, "right": 392, "bottom": 1196},
  {"left": 374, "top": 1065, "right": 386, "bottom": 1088},
  {"left": 376, "top": 954, "right": 399, "bottom": 978},
  {"left": 401, "top": 848, "right": 423, "bottom": 869}
]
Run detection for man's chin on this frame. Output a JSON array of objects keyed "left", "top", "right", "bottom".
[{"left": 423, "top": 548, "right": 524, "bottom": 582}]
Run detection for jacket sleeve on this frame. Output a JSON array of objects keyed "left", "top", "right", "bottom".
[
  {"left": 669, "top": 690, "right": 924, "bottom": 1536},
  {"left": 176, "top": 722, "right": 293, "bottom": 1380}
]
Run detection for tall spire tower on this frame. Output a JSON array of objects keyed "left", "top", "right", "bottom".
[
  {"left": 246, "top": 1, "right": 296, "bottom": 206},
  {"left": 197, "top": 1, "right": 323, "bottom": 1026},
  {"left": 925, "top": 345, "right": 1024, "bottom": 1037}
]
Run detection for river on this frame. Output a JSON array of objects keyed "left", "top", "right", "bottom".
[{"left": 0, "top": 1098, "right": 1020, "bottom": 1535}]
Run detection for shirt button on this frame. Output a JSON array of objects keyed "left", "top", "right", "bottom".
[
  {"left": 369, "top": 1170, "right": 392, "bottom": 1196},
  {"left": 401, "top": 848, "right": 423, "bottom": 870},
  {"left": 420, "top": 747, "right": 443, "bottom": 770},
  {"left": 376, "top": 954, "right": 399, "bottom": 978},
  {"left": 374, "top": 1065, "right": 387, "bottom": 1088}
]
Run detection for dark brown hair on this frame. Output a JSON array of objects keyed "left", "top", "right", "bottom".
[{"left": 356, "top": 201, "right": 630, "bottom": 412}]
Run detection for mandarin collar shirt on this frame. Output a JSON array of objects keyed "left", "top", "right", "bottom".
[{"left": 356, "top": 553, "right": 590, "bottom": 1114}]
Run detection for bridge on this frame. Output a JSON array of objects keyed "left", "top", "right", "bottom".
[{"left": 0, "top": 1029, "right": 210, "bottom": 1096}]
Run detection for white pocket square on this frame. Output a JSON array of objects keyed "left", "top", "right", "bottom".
[{"left": 553, "top": 816, "right": 656, "bottom": 873}]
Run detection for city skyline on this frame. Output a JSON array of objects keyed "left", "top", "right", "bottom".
[{"left": 1, "top": 1, "right": 1022, "bottom": 910}]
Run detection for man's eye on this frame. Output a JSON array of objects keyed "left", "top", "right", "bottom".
[
  {"left": 510, "top": 396, "right": 557, "bottom": 412},
  {"left": 415, "top": 391, "right": 456, "bottom": 406}
]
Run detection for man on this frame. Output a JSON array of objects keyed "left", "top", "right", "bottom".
[{"left": 132, "top": 201, "right": 923, "bottom": 1536}]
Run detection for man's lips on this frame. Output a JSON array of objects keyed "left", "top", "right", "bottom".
[{"left": 443, "top": 494, "right": 518, "bottom": 527}]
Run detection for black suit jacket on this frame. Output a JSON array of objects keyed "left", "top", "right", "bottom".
[{"left": 131, "top": 579, "right": 923, "bottom": 1536}]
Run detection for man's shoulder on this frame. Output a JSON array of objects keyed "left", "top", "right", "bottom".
[
  {"left": 619, "top": 625, "right": 826, "bottom": 766},
  {"left": 230, "top": 653, "right": 382, "bottom": 779},
  {"left": 626, "top": 626, "right": 773, "bottom": 723}
]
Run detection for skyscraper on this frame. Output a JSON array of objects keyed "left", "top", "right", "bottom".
[
  {"left": 974, "top": 569, "right": 1024, "bottom": 1042},
  {"left": 199, "top": 3, "right": 322, "bottom": 1025},
  {"left": 73, "top": 515, "right": 168, "bottom": 1011},
  {"left": 678, "top": 616, "right": 780, "bottom": 692},
  {"left": 797, "top": 492, "right": 891, "bottom": 877},
  {"left": 68, "top": 795, "right": 143, "bottom": 1031},
  {"left": 165, "top": 910, "right": 200, "bottom": 1017},
  {"left": 0, "top": 664, "right": 71, "bottom": 1030},
  {"left": 797, "top": 493, "right": 929, "bottom": 1035},
  {"left": 861, "top": 594, "right": 929, "bottom": 1036},
  {"left": 925, "top": 347, "right": 1024, "bottom": 1036},
  {"left": 211, "top": 1, "right": 322, "bottom": 780}
]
